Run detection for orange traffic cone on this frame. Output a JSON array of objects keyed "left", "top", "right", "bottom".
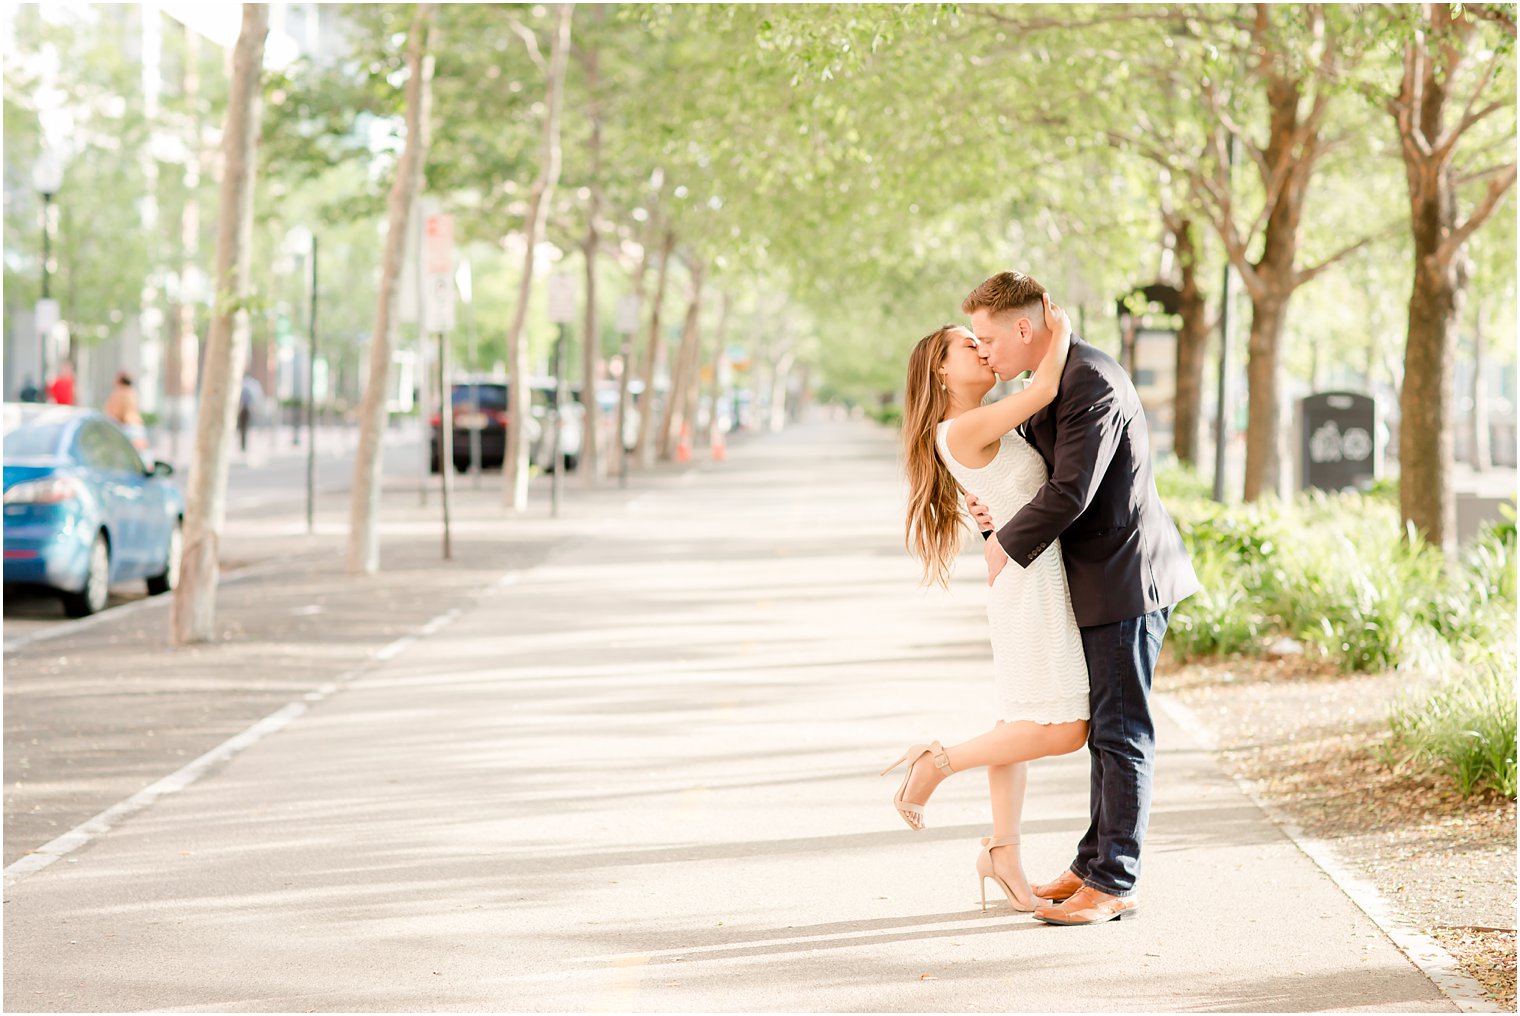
[
  {"left": 676, "top": 422, "right": 693, "bottom": 464},
  {"left": 711, "top": 426, "right": 727, "bottom": 462}
]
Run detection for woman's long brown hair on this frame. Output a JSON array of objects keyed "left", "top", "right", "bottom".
[{"left": 903, "top": 325, "right": 967, "bottom": 588}]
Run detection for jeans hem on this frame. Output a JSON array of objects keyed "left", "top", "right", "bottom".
[{"left": 1082, "top": 876, "right": 1136, "bottom": 898}]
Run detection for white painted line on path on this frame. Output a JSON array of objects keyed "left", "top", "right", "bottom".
[
  {"left": 4, "top": 595, "right": 478, "bottom": 889},
  {"left": 4, "top": 699, "right": 312, "bottom": 886},
  {"left": 1157, "top": 693, "right": 1504, "bottom": 1014},
  {"left": 5, "top": 477, "right": 668, "bottom": 888}
]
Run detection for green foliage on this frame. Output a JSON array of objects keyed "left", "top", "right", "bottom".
[
  {"left": 1164, "top": 465, "right": 1517, "bottom": 672},
  {"left": 1387, "top": 646, "right": 1518, "bottom": 799},
  {"left": 1162, "top": 461, "right": 1517, "bottom": 797}
]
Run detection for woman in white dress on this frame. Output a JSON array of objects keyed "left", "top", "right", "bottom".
[{"left": 886, "top": 295, "right": 1089, "bottom": 912}]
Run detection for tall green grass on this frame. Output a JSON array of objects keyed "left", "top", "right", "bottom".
[{"left": 1387, "top": 646, "right": 1518, "bottom": 798}]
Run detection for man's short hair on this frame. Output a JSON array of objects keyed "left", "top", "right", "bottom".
[{"left": 961, "top": 271, "right": 1047, "bottom": 319}]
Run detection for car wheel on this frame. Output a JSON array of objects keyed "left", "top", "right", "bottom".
[
  {"left": 63, "top": 532, "right": 110, "bottom": 618},
  {"left": 146, "top": 519, "right": 182, "bottom": 595}
]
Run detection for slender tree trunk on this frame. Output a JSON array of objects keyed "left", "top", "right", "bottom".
[
  {"left": 634, "top": 228, "right": 676, "bottom": 466},
  {"left": 768, "top": 351, "right": 795, "bottom": 432},
  {"left": 504, "top": 4, "right": 573, "bottom": 510},
  {"left": 579, "top": 24, "right": 603, "bottom": 485},
  {"left": 1471, "top": 299, "right": 1489, "bottom": 473},
  {"left": 346, "top": 4, "right": 433, "bottom": 574},
  {"left": 659, "top": 261, "right": 704, "bottom": 461},
  {"left": 705, "top": 291, "right": 731, "bottom": 444},
  {"left": 170, "top": 4, "right": 267, "bottom": 644},
  {"left": 1169, "top": 216, "right": 1208, "bottom": 467}
]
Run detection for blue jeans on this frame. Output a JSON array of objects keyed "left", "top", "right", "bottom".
[{"left": 1069, "top": 607, "right": 1171, "bottom": 897}]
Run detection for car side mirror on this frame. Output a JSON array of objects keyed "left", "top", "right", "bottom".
[{"left": 151, "top": 460, "right": 174, "bottom": 478}]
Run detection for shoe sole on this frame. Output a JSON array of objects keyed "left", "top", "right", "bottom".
[{"left": 1033, "top": 907, "right": 1138, "bottom": 926}]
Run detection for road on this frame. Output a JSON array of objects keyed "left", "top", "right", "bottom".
[
  {"left": 2, "top": 418, "right": 1463, "bottom": 1012},
  {"left": 1, "top": 424, "right": 423, "bottom": 646}
]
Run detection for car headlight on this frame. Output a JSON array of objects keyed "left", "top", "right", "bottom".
[{"left": 4, "top": 477, "right": 83, "bottom": 504}]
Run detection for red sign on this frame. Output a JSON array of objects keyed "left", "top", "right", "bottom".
[{"left": 424, "top": 213, "right": 454, "bottom": 276}]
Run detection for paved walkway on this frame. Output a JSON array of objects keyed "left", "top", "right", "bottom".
[{"left": 3, "top": 419, "right": 1455, "bottom": 1011}]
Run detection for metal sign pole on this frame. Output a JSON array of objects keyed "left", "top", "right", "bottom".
[
  {"left": 306, "top": 232, "right": 318, "bottom": 535},
  {"left": 613, "top": 293, "right": 640, "bottom": 489},
  {"left": 439, "top": 329, "right": 453, "bottom": 559},
  {"left": 546, "top": 272, "right": 577, "bottom": 516},
  {"left": 551, "top": 324, "right": 566, "bottom": 518}
]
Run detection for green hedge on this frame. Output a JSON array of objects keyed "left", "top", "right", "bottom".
[{"left": 1157, "top": 462, "right": 1517, "bottom": 799}]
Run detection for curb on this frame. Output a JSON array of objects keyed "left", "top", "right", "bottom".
[{"left": 1156, "top": 693, "right": 1505, "bottom": 1014}]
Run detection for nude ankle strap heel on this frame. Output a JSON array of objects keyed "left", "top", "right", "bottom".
[
  {"left": 880, "top": 740, "right": 954, "bottom": 831},
  {"left": 977, "top": 834, "right": 1036, "bottom": 912}
]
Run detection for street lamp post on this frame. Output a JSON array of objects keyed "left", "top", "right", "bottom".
[{"left": 32, "top": 152, "right": 64, "bottom": 386}]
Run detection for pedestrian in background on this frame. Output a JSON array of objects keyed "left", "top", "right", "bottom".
[
  {"left": 103, "top": 371, "right": 151, "bottom": 463},
  {"left": 47, "top": 361, "right": 76, "bottom": 405},
  {"left": 238, "top": 374, "right": 262, "bottom": 453}
]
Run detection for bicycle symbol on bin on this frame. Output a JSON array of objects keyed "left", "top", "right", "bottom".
[{"left": 1310, "top": 421, "right": 1372, "bottom": 464}]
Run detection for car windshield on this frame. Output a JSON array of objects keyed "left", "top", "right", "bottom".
[
  {"left": 451, "top": 384, "right": 507, "bottom": 409},
  {"left": 3, "top": 420, "right": 69, "bottom": 458}
]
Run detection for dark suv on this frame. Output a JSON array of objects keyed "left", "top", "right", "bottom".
[{"left": 429, "top": 382, "right": 539, "bottom": 472}]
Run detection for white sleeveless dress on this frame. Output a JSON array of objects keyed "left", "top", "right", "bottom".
[{"left": 936, "top": 420, "right": 1090, "bottom": 724}]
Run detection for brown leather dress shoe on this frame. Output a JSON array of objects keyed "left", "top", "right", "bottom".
[
  {"left": 1032, "top": 885, "right": 1138, "bottom": 926},
  {"left": 1030, "top": 869, "right": 1084, "bottom": 903}
]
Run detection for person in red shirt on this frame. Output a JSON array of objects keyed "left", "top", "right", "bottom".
[{"left": 47, "top": 361, "right": 76, "bottom": 405}]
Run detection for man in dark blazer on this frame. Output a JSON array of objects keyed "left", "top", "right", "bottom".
[{"left": 963, "top": 271, "right": 1199, "bottom": 926}]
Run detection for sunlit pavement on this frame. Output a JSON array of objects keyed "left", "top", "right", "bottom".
[{"left": 3, "top": 418, "right": 1455, "bottom": 1012}]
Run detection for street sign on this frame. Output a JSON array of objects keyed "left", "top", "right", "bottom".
[
  {"left": 35, "top": 298, "right": 59, "bottom": 337},
  {"left": 424, "top": 210, "right": 455, "bottom": 332},
  {"left": 548, "top": 272, "right": 577, "bottom": 324},
  {"left": 426, "top": 274, "right": 456, "bottom": 333},
  {"left": 424, "top": 212, "right": 454, "bottom": 275}
]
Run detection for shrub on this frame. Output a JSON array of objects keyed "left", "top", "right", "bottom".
[
  {"left": 1168, "top": 542, "right": 1263, "bottom": 660},
  {"left": 1387, "top": 644, "right": 1518, "bottom": 799}
]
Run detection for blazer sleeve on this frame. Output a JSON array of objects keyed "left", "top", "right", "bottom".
[{"left": 996, "top": 362, "right": 1126, "bottom": 569}]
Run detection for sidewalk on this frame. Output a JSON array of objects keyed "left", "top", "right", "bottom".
[{"left": 3, "top": 421, "right": 1457, "bottom": 1012}]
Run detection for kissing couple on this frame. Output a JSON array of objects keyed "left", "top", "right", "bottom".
[{"left": 887, "top": 270, "right": 1199, "bottom": 926}]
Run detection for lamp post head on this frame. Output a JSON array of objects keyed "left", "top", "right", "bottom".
[{"left": 32, "top": 151, "right": 64, "bottom": 197}]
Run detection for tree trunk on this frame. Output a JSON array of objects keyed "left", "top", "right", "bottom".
[
  {"left": 504, "top": 4, "right": 572, "bottom": 510},
  {"left": 1400, "top": 254, "right": 1461, "bottom": 552},
  {"left": 579, "top": 53, "right": 603, "bottom": 483},
  {"left": 634, "top": 228, "right": 676, "bottom": 466},
  {"left": 1240, "top": 68, "right": 1310, "bottom": 502},
  {"left": 1169, "top": 216, "right": 1208, "bottom": 467},
  {"left": 1388, "top": 2, "right": 1515, "bottom": 553},
  {"left": 1241, "top": 290, "right": 1288, "bottom": 501},
  {"left": 169, "top": 3, "right": 267, "bottom": 645},
  {"left": 1400, "top": 151, "right": 1465, "bottom": 553},
  {"left": 659, "top": 261, "right": 704, "bottom": 461},
  {"left": 705, "top": 291, "right": 731, "bottom": 444},
  {"left": 346, "top": 4, "right": 433, "bottom": 574},
  {"left": 1471, "top": 298, "right": 1489, "bottom": 473}
]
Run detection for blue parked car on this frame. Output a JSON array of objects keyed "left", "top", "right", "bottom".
[{"left": 3, "top": 404, "right": 183, "bottom": 617}]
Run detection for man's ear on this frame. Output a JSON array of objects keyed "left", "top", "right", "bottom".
[{"left": 1018, "top": 316, "right": 1034, "bottom": 344}]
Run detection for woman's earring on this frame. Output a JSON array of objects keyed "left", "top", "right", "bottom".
[{"left": 939, "top": 382, "right": 947, "bottom": 392}]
